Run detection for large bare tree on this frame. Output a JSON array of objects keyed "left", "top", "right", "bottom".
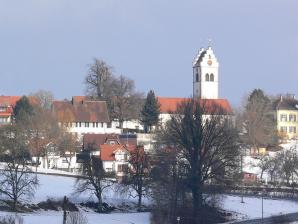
[
  {"left": 75, "top": 155, "right": 114, "bottom": 212},
  {"left": 123, "top": 146, "right": 150, "bottom": 211},
  {"left": 0, "top": 124, "right": 38, "bottom": 211},
  {"left": 85, "top": 58, "right": 113, "bottom": 100},
  {"left": 238, "top": 89, "right": 278, "bottom": 152},
  {"left": 109, "top": 75, "right": 144, "bottom": 127},
  {"left": 84, "top": 59, "right": 144, "bottom": 126},
  {"left": 158, "top": 99, "right": 239, "bottom": 223}
]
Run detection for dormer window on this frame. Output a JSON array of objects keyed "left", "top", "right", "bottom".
[
  {"left": 210, "top": 73, "right": 214, "bottom": 82},
  {"left": 205, "top": 73, "right": 209, "bottom": 81}
]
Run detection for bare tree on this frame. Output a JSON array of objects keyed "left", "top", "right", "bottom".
[
  {"left": 276, "top": 148, "right": 298, "bottom": 185},
  {"left": 30, "top": 90, "right": 54, "bottom": 110},
  {"left": 109, "top": 75, "right": 144, "bottom": 127},
  {"left": 75, "top": 155, "right": 114, "bottom": 212},
  {"left": 254, "top": 154, "right": 271, "bottom": 180},
  {"left": 28, "top": 105, "right": 60, "bottom": 170},
  {"left": 0, "top": 125, "right": 38, "bottom": 211},
  {"left": 85, "top": 58, "right": 113, "bottom": 100},
  {"left": 123, "top": 146, "right": 150, "bottom": 211},
  {"left": 66, "top": 212, "right": 88, "bottom": 224},
  {"left": 158, "top": 99, "right": 239, "bottom": 223},
  {"left": 57, "top": 130, "right": 79, "bottom": 171},
  {"left": 239, "top": 89, "right": 278, "bottom": 153},
  {"left": 84, "top": 59, "right": 144, "bottom": 126}
]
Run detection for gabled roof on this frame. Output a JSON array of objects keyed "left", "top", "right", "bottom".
[
  {"left": 52, "top": 98, "right": 110, "bottom": 123},
  {"left": 83, "top": 134, "right": 120, "bottom": 150},
  {"left": 100, "top": 144, "right": 127, "bottom": 161},
  {"left": 0, "top": 96, "right": 21, "bottom": 107},
  {"left": 0, "top": 96, "right": 38, "bottom": 115},
  {"left": 157, "top": 97, "right": 233, "bottom": 115}
]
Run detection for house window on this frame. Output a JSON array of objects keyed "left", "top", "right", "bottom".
[
  {"left": 0, "top": 117, "right": 8, "bottom": 123},
  {"left": 101, "top": 122, "right": 104, "bottom": 127},
  {"left": 107, "top": 122, "right": 111, "bottom": 128},
  {"left": 205, "top": 73, "right": 209, "bottom": 81},
  {"left": 210, "top": 73, "right": 214, "bottom": 82},
  {"left": 96, "top": 122, "right": 99, "bottom": 128},
  {"left": 79, "top": 122, "right": 82, "bottom": 127},
  {"left": 280, "top": 126, "right": 287, "bottom": 133},
  {"left": 75, "top": 122, "right": 78, "bottom": 127},
  {"left": 280, "top": 114, "right": 287, "bottom": 122},
  {"left": 196, "top": 73, "right": 199, "bottom": 82},
  {"left": 289, "top": 126, "right": 296, "bottom": 133},
  {"left": 117, "top": 164, "right": 128, "bottom": 172},
  {"left": 85, "top": 122, "right": 89, "bottom": 127},
  {"left": 289, "top": 114, "right": 296, "bottom": 122}
]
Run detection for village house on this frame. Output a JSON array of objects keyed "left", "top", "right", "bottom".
[
  {"left": 52, "top": 96, "right": 121, "bottom": 140},
  {"left": 0, "top": 96, "right": 21, "bottom": 126},
  {"left": 81, "top": 133, "right": 139, "bottom": 177},
  {"left": 275, "top": 94, "right": 298, "bottom": 140}
]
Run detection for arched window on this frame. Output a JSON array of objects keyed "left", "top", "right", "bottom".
[
  {"left": 210, "top": 73, "right": 214, "bottom": 81},
  {"left": 196, "top": 73, "right": 199, "bottom": 82},
  {"left": 205, "top": 73, "right": 209, "bottom": 81}
]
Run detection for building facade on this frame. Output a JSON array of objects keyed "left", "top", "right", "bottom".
[
  {"left": 276, "top": 95, "right": 298, "bottom": 140},
  {"left": 193, "top": 46, "right": 219, "bottom": 99}
]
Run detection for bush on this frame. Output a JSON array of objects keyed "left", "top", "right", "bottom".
[{"left": 0, "top": 215, "right": 23, "bottom": 224}]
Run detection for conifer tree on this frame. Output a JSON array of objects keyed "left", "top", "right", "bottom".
[
  {"left": 141, "top": 90, "right": 160, "bottom": 133},
  {"left": 13, "top": 96, "right": 34, "bottom": 124}
]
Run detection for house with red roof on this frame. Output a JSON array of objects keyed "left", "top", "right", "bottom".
[
  {"left": 0, "top": 95, "right": 37, "bottom": 126},
  {"left": 0, "top": 96, "right": 21, "bottom": 125}
]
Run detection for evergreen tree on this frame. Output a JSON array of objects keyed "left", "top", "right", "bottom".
[
  {"left": 13, "top": 96, "right": 34, "bottom": 123},
  {"left": 141, "top": 90, "right": 160, "bottom": 133}
]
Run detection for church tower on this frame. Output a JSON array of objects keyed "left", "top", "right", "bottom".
[{"left": 193, "top": 46, "right": 219, "bottom": 99}]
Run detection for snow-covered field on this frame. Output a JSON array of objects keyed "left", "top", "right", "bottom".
[
  {"left": 222, "top": 195, "right": 298, "bottom": 220},
  {"left": 1, "top": 173, "right": 298, "bottom": 223},
  {"left": 0, "top": 174, "right": 151, "bottom": 224}
]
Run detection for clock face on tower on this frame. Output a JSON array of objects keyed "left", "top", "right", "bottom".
[{"left": 207, "top": 60, "right": 212, "bottom": 66}]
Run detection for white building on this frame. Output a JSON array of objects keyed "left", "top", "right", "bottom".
[
  {"left": 52, "top": 96, "right": 121, "bottom": 140},
  {"left": 193, "top": 46, "right": 219, "bottom": 99}
]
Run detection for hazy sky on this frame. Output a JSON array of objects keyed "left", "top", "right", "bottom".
[{"left": 0, "top": 1, "right": 297, "bottom": 106}]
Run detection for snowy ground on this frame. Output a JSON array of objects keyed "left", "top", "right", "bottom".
[
  {"left": 1, "top": 173, "right": 298, "bottom": 223},
  {"left": 0, "top": 211, "right": 150, "bottom": 224},
  {"left": 0, "top": 173, "right": 151, "bottom": 224},
  {"left": 222, "top": 195, "right": 298, "bottom": 221}
]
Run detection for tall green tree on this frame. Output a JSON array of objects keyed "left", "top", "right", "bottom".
[
  {"left": 141, "top": 90, "right": 160, "bottom": 133},
  {"left": 13, "top": 96, "right": 34, "bottom": 124}
]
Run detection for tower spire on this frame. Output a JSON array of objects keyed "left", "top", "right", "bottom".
[{"left": 208, "top": 38, "right": 212, "bottom": 48}]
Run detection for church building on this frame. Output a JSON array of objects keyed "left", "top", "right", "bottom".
[{"left": 158, "top": 45, "right": 232, "bottom": 123}]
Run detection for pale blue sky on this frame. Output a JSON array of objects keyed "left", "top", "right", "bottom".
[{"left": 0, "top": 1, "right": 297, "bottom": 106}]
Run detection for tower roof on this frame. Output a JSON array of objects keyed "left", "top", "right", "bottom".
[{"left": 193, "top": 46, "right": 218, "bottom": 67}]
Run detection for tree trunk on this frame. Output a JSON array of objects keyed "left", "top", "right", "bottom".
[
  {"left": 96, "top": 191, "right": 103, "bottom": 212},
  {"left": 138, "top": 193, "right": 142, "bottom": 212}
]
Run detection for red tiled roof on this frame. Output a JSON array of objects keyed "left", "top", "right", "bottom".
[
  {"left": 157, "top": 97, "right": 233, "bottom": 114},
  {"left": 100, "top": 144, "right": 127, "bottom": 161},
  {"left": 83, "top": 134, "right": 120, "bottom": 150},
  {"left": 0, "top": 96, "right": 22, "bottom": 107},
  {"left": 0, "top": 96, "right": 37, "bottom": 115},
  {"left": 52, "top": 98, "right": 110, "bottom": 122}
]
